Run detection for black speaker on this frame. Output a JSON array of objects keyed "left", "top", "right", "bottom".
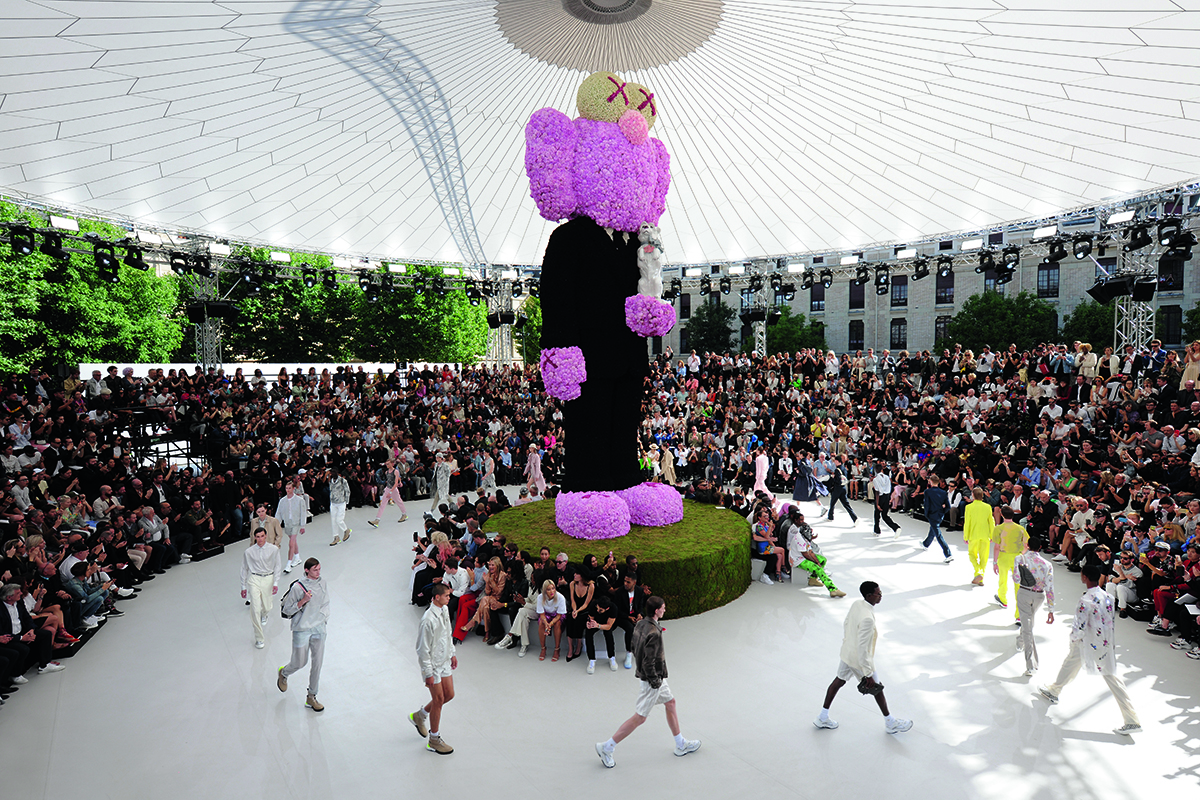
[
  {"left": 186, "top": 301, "right": 237, "bottom": 323},
  {"left": 1131, "top": 277, "right": 1157, "bottom": 302}
]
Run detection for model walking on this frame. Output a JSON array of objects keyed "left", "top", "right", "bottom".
[
  {"left": 963, "top": 488, "right": 994, "bottom": 586},
  {"left": 1012, "top": 535, "right": 1054, "bottom": 676},
  {"left": 328, "top": 466, "right": 352, "bottom": 545},
  {"left": 368, "top": 459, "right": 408, "bottom": 528},
  {"left": 411, "top": 583, "right": 457, "bottom": 754},
  {"left": 276, "top": 558, "right": 330, "bottom": 712},
  {"left": 240, "top": 528, "right": 282, "bottom": 649},
  {"left": 596, "top": 595, "right": 700, "bottom": 768}
]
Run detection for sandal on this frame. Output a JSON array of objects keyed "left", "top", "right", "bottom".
[
  {"left": 552, "top": 648, "right": 561, "bottom": 662},
  {"left": 539, "top": 647, "right": 547, "bottom": 661}
]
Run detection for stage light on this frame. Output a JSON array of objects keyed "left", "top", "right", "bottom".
[
  {"left": 1043, "top": 239, "right": 1067, "bottom": 263},
  {"left": 976, "top": 250, "right": 995, "bottom": 273},
  {"left": 122, "top": 244, "right": 147, "bottom": 271},
  {"left": 995, "top": 265, "right": 1015, "bottom": 285},
  {"left": 358, "top": 269, "right": 372, "bottom": 291},
  {"left": 936, "top": 256, "right": 953, "bottom": 278},
  {"left": 664, "top": 278, "right": 683, "bottom": 300},
  {"left": 323, "top": 271, "right": 338, "bottom": 290},
  {"left": 685, "top": 267, "right": 703, "bottom": 278},
  {"left": 874, "top": 266, "right": 889, "bottom": 286},
  {"left": 960, "top": 238, "right": 983, "bottom": 252},
  {"left": 364, "top": 281, "right": 379, "bottom": 304},
  {"left": 782, "top": 283, "right": 796, "bottom": 301},
  {"left": 853, "top": 266, "right": 869, "bottom": 286},
  {"left": 820, "top": 269, "right": 833, "bottom": 289},
  {"left": 49, "top": 215, "right": 78, "bottom": 232},
  {"left": 527, "top": 279, "right": 539, "bottom": 298},
  {"left": 1032, "top": 224, "right": 1057, "bottom": 241},
  {"left": 1124, "top": 224, "right": 1152, "bottom": 251},
  {"left": 800, "top": 272, "right": 814, "bottom": 290},
  {"left": 94, "top": 242, "right": 118, "bottom": 282},
  {"left": 500, "top": 269, "right": 519, "bottom": 280},
  {"left": 465, "top": 279, "right": 482, "bottom": 305},
  {"left": 767, "top": 309, "right": 782, "bottom": 325},
  {"left": 1131, "top": 276, "right": 1157, "bottom": 301},
  {"left": 7, "top": 225, "right": 34, "bottom": 256},
  {"left": 40, "top": 231, "right": 67, "bottom": 261},
  {"left": 515, "top": 314, "right": 527, "bottom": 330},
  {"left": 769, "top": 274, "right": 782, "bottom": 291},
  {"left": 1002, "top": 245, "right": 1021, "bottom": 267},
  {"left": 728, "top": 265, "right": 746, "bottom": 275},
  {"left": 787, "top": 263, "right": 805, "bottom": 274},
  {"left": 719, "top": 277, "right": 732, "bottom": 294},
  {"left": 699, "top": 277, "right": 711, "bottom": 296},
  {"left": 499, "top": 311, "right": 516, "bottom": 325},
  {"left": 776, "top": 258, "right": 788, "bottom": 271},
  {"left": 911, "top": 258, "right": 929, "bottom": 281},
  {"left": 411, "top": 274, "right": 425, "bottom": 293},
  {"left": 895, "top": 248, "right": 917, "bottom": 260},
  {"left": 432, "top": 277, "right": 447, "bottom": 297},
  {"left": 511, "top": 279, "right": 523, "bottom": 298},
  {"left": 170, "top": 252, "right": 189, "bottom": 275},
  {"left": 380, "top": 274, "right": 394, "bottom": 292},
  {"left": 209, "top": 242, "right": 231, "bottom": 256},
  {"left": 1107, "top": 209, "right": 1135, "bottom": 226},
  {"left": 302, "top": 266, "right": 317, "bottom": 288},
  {"left": 487, "top": 312, "right": 502, "bottom": 329},
  {"left": 748, "top": 275, "right": 764, "bottom": 293},
  {"left": 840, "top": 255, "right": 859, "bottom": 266},
  {"left": 1072, "top": 236, "right": 1092, "bottom": 260},
  {"left": 1158, "top": 218, "right": 1182, "bottom": 247}
]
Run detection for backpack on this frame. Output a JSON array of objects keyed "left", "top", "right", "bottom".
[{"left": 280, "top": 580, "right": 304, "bottom": 619}]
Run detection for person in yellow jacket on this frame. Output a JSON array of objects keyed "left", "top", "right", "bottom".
[
  {"left": 992, "top": 506, "right": 1028, "bottom": 616},
  {"left": 963, "top": 488, "right": 994, "bottom": 586}
]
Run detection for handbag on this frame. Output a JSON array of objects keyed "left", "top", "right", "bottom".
[{"left": 856, "top": 676, "right": 884, "bottom": 696}]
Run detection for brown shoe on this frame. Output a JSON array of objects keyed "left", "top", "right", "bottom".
[
  {"left": 409, "top": 710, "right": 428, "bottom": 737},
  {"left": 971, "top": 575, "right": 984, "bottom": 586},
  {"left": 277, "top": 667, "right": 288, "bottom": 693},
  {"left": 306, "top": 693, "right": 324, "bottom": 712},
  {"left": 808, "top": 576, "right": 822, "bottom": 587},
  {"left": 829, "top": 589, "right": 847, "bottom": 598},
  {"left": 427, "top": 735, "right": 453, "bottom": 754}
]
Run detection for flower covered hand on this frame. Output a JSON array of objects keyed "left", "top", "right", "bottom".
[
  {"left": 540, "top": 346, "right": 587, "bottom": 401},
  {"left": 624, "top": 294, "right": 676, "bottom": 338}
]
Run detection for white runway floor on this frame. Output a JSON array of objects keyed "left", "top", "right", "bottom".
[{"left": 3, "top": 489, "right": 1198, "bottom": 800}]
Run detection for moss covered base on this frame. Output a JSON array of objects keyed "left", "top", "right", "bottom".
[{"left": 487, "top": 498, "right": 751, "bottom": 619}]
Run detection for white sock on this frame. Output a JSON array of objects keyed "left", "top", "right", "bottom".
[
  {"left": 603, "top": 738, "right": 616, "bottom": 752},
  {"left": 430, "top": 730, "right": 439, "bottom": 739},
  {"left": 674, "top": 733, "right": 686, "bottom": 748},
  {"left": 885, "top": 715, "right": 896, "bottom": 726},
  {"left": 417, "top": 708, "right": 428, "bottom": 719},
  {"left": 818, "top": 708, "right": 829, "bottom": 721},
  {"left": 589, "top": 659, "right": 595, "bottom": 667},
  {"left": 610, "top": 657, "right": 617, "bottom": 665}
]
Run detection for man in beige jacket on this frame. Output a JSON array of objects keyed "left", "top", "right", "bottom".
[{"left": 814, "top": 581, "right": 913, "bottom": 734}]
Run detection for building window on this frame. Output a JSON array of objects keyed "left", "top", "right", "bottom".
[
  {"left": 983, "top": 269, "right": 1005, "bottom": 295},
  {"left": 1161, "top": 305, "right": 1183, "bottom": 345},
  {"left": 707, "top": 292, "right": 720, "bottom": 307},
  {"left": 677, "top": 328, "right": 687, "bottom": 353},
  {"left": 740, "top": 288, "right": 755, "bottom": 309},
  {"left": 935, "top": 270, "right": 954, "bottom": 304},
  {"left": 934, "top": 315, "right": 951, "bottom": 345},
  {"left": 651, "top": 335, "right": 662, "bottom": 355},
  {"left": 891, "top": 275, "right": 908, "bottom": 307},
  {"left": 1037, "top": 263, "right": 1059, "bottom": 298},
  {"left": 775, "top": 289, "right": 788, "bottom": 307},
  {"left": 1096, "top": 256, "right": 1117, "bottom": 280},
  {"left": 848, "top": 320, "right": 864, "bottom": 351},
  {"left": 811, "top": 283, "right": 825, "bottom": 313},
  {"left": 679, "top": 292, "right": 691, "bottom": 319},
  {"left": 890, "top": 318, "right": 907, "bottom": 350},
  {"left": 849, "top": 281, "right": 864, "bottom": 310},
  {"left": 1160, "top": 256, "right": 1185, "bottom": 291}
]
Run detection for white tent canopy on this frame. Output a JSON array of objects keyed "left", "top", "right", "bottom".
[{"left": 2, "top": 1, "right": 1199, "bottom": 267}]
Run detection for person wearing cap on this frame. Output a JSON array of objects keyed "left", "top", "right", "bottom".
[
  {"left": 1039, "top": 565, "right": 1141, "bottom": 736},
  {"left": 1107, "top": 547, "right": 1144, "bottom": 618}
]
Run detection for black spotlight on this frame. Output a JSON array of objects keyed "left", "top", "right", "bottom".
[
  {"left": 767, "top": 309, "right": 782, "bottom": 326},
  {"left": 192, "top": 255, "right": 213, "bottom": 278},
  {"left": 769, "top": 274, "right": 782, "bottom": 291},
  {"left": 748, "top": 275, "right": 764, "bottom": 293},
  {"left": 122, "top": 243, "right": 148, "bottom": 271},
  {"left": 465, "top": 279, "right": 482, "bottom": 305},
  {"left": 432, "top": 277, "right": 448, "bottom": 297},
  {"left": 1072, "top": 235, "right": 1093, "bottom": 260},
  {"left": 719, "top": 276, "right": 732, "bottom": 295},
  {"left": 800, "top": 272, "right": 814, "bottom": 290},
  {"left": 853, "top": 266, "right": 869, "bottom": 286},
  {"left": 976, "top": 250, "right": 995, "bottom": 273},
  {"left": 94, "top": 242, "right": 118, "bottom": 282},
  {"left": 1002, "top": 245, "right": 1021, "bottom": 267},
  {"left": 302, "top": 265, "right": 317, "bottom": 288},
  {"left": 511, "top": 278, "right": 523, "bottom": 298},
  {"left": 527, "top": 279, "right": 539, "bottom": 298},
  {"left": 1124, "top": 224, "right": 1152, "bottom": 251},
  {"left": 936, "top": 255, "right": 953, "bottom": 278},
  {"left": 169, "top": 251, "right": 190, "bottom": 275},
  {"left": 499, "top": 310, "right": 516, "bottom": 325},
  {"left": 1158, "top": 217, "right": 1182, "bottom": 247},
  {"left": 911, "top": 257, "right": 929, "bottom": 281},
  {"left": 40, "top": 231, "right": 67, "bottom": 261},
  {"left": 820, "top": 269, "right": 833, "bottom": 289},
  {"left": 411, "top": 274, "right": 425, "bottom": 293},
  {"left": 699, "top": 276, "right": 711, "bottom": 296},
  {"left": 1043, "top": 239, "right": 1067, "bottom": 263},
  {"left": 781, "top": 283, "right": 796, "bottom": 301},
  {"left": 8, "top": 225, "right": 35, "bottom": 256},
  {"left": 995, "top": 266, "right": 1015, "bottom": 285},
  {"left": 357, "top": 269, "right": 371, "bottom": 291},
  {"left": 323, "top": 271, "right": 338, "bottom": 290},
  {"left": 515, "top": 313, "right": 527, "bottom": 330},
  {"left": 380, "top": 274, "right": 394, "bottom": 292},
  {"left": 364, "top": 280, "right": 379, "bottom": 304}
]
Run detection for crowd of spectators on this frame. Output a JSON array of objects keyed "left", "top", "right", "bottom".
[{"left": 4, "top": 333, "right": 1200, "bottom": 700}]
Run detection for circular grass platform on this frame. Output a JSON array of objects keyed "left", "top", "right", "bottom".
[{"left": 487, "top": 498, "right": 751, "bottom": 619}]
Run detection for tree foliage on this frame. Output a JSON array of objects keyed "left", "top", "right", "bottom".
[
  {"left": 1183, "top": 300, "right": 1200, "bottom": 345},
  {"left": 937, "top": 290, "right": 1058, "bottom": 354},
  {"left": 0, "top": 201, "right": 184, "bottom": 372},
  {"left": 764, "top": 306, "right": 827, "bottom": 354},
  {"left": 1059, "top": 299, "right": 1115, "bottom": 351},
  {"left": 683, "top": 297, "right": 736, "bottom": 354}
]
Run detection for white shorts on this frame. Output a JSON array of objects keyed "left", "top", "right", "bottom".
[
  {"left": 835, "top": 661, "right": 878, "bottom": 683},
  {"left": 427, "top": 663, "right": 453, "bottom": 683},
  {"left": 635, "top": 679, "right": 674, "bottom": 716}
]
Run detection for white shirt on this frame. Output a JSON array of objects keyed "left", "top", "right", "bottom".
[
  {"left": 873, "top": 472, "right": 893, "bottom": 497},
  {"left": 5, "top": 600, "right": 22, "bottom": 632},
  {"left": 240, "top": 541, "right": 283, "bottom": 591}
]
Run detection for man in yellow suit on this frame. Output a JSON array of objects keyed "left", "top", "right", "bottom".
[
  {"left": 992, "top": 506, "right": 1028, "bottom": 617},
  {"left": 963, "top": 488, "right": 994, "bottom": 586}
]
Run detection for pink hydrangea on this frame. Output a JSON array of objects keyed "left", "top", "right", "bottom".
[
  {"left": 617, "top": 482, "right": 684, "bottom": 527},
  {"left": 624, "top": 294, "right": 676, "bottom": 338},
  {"left": 555, "top": 491, "right": 631, "bottom": 540},
  {"left": 539, "top": 346, "right": 586, "bottom": 401}
]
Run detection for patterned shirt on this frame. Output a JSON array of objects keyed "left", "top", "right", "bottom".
[
  {"left": 1070, "top": 586, "right": 1117, "bottom": 675},
  {"left": 1012, "top": 551, "right": 1054, "bottom": 608}
]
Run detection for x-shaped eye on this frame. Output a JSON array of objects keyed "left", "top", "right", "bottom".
[
  {"left": 637, "top": 88, "right": 656, "bottom": 117},
  {"left": 606, "top": 76, "right": 631, "bottom": 105}
]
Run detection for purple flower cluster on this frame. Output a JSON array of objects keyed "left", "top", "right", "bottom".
[
  {"left": 624, "top": 294, "right": 676, "bottom": 337},
  {"left": 616, "top": 482, "right": 684, "bottom": 527},
  {"left": 539, "top": 346, "right": 586, "bottom": 401},
  {"left": 525, "top": 110, "right": 670, "bottom": 231},
  {"left": 555, "top": 491, "right": 631, "bottom": 540}
]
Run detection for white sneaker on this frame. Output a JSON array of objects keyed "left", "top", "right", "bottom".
[
  {"left": 82, "top": 616, "right": 100, "bottom": 629},
  {"left": 180, "top": 554, "right": 192, "bottom": 563},
  {"left": 1186, "top": 646, "right": 1200, "bottom": 660},
  {"left": 261, "top": 614, "right": 268, "bottom": 626},
  {"left": 944, "top": 556, "right": 954, "bottom": 564},
  {"left": 1113, "top": 723, "right": 1142, "bottom": 736},
  {"left": 624, "top": 653, "right": 633, "bottom": 669},
  {"left": 609, "top": 658, "right": 618, "bottom": 672},
  {"left": 283, "top": 563, "right": 293, "bottom": 574},
  {"left": 1023, "top": 669, "right": 1035, "bottom": 677},
  {"left": 1038, "top": 686, "right": 1059, "bottom": 704},
  {"left": 759, "top": 574, "right": 774, "bottom": 585},
  {"left": 813, "top": 717, "right": 839, "bottom": 729},
  {"left": 673, "top": 738, "right": 701, "bottom": 756},
  {"left": 255, "top": 640, "right": 265, "bottom": 649},
  {"left": 596, "top": 742, "right": 615, "bottom": 768},
  {"left": 117, "top": 587, "right": 135, "bottom": 598},
  {"left": 885, "top": 718, "right": 913, "bottom": 734},
  {"left": 38, "top": 662, "right": 65, "bottom": 674},
  {"left": 518, "top": 644, "right": 529, "bottom": 657},
  {"left": 587, "top": 661, "right": 595, "bottom": 674},
  {"left": 494, "top": 634, "right": 513, "bottom": 650},
  {"left": 11, "top": 675, "right": 28, "bottom": 685},
  {"left": 1170, "top": 638, "right": 1190, "bottom": 650}
]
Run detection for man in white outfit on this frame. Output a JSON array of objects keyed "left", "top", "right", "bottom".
[
  {"left": 1039, "top": 565, "right": 1141, "bottom": 736},
  {"left": 240, "top": 528, "right": 282, "bottom": 648},
  {"left": 327, "top": 466, "right": 351, "bottom": 546},
  {"left": 814, "top": 581, "right": 912, "bottom": 734},
  {"left": 411, "top": 583, "right": 457, "bottom": 754},
  {"left": 275, "top": 482, "right": 306, "bottom": 573}
]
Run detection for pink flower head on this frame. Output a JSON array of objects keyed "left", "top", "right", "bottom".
[
  {"left": 540, "top": 346, "right": 587, "bottom": 401},
  {"left": 618, "top": 109, "right": 648, "bottom": 145},
  {"left": 616, "top": 482, "right": 684, "bottom": 527},
  {"left": 624, "top": 294, "right": 676, "bottom": 338},
  {"left": 555, "top": 491, "right": 631, "bottom": 540}
]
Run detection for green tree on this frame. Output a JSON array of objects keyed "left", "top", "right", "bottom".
[
  {"left": 1183, "top": 300, "right": 1200, "bottom": 344},
  {"left": 764, "top": 306, "right": 826, "bottom": 354},
  {"left": 514, "top": 295, "right": 542, "bottom": 365},
  {"left": 683, "top": 297, "right": 736, "bottom": 354},
  {"left": 1059, "top": 299, "right": 1115, "bottom": 351},
  {"left": 938, "top": 290, "right": 1058, "bottom": 354},
  {"left": 0, "top": 201, "right": 184, "bottom": 371}
]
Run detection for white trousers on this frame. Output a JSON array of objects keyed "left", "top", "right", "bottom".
[
  {"left": 248, "top": 572, "right": 274, "bottom": 643},
  {"left": 330, "top": 502, "right": 348, "bottom": 538},
  {"left": 1047, "top": 643, "right": 1139, "bottom": 726}
]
